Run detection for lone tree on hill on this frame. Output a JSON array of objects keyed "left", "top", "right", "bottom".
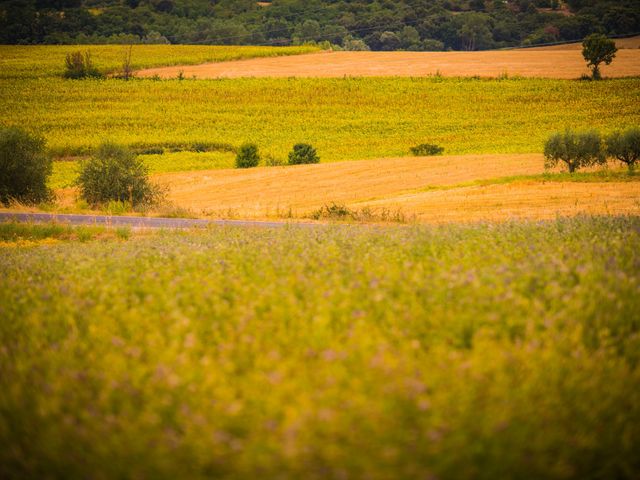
[{"left": 582, "top": 34, "right": 617, "bottom": 80}]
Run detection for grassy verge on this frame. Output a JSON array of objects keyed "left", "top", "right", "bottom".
[
  {"left": 1, "top": 216, "right": 639, "bottom": 478},
  {"left": 0, "top": 221, "right": 132, "bottom": 245}
]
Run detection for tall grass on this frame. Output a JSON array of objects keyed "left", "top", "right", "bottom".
[{"left": 1, "top": 216, "right": 638, "bottom": 478}]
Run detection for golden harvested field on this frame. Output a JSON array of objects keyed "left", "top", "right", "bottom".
[
  {"left": 137, "top": 47, "right": 640, "bottom": 79},
  {"left": 528, "top": 35, "right": 640, "bottom": 50},
  {"left": 357, "top": 182, "right": 640, "bottom": 222},
  {"left": 149, "top": 154, "right": 640, "bottom": 222}
]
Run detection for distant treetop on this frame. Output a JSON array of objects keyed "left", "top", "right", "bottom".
[{"left": 1, "top": 0, "right": 638, "bottom": 50}]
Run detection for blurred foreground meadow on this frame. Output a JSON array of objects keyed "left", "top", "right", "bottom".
[{"left": 0, "top": 216, "right": 639, "bottom": 479}]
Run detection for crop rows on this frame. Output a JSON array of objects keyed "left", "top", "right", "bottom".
[{"left": 2, "top": 75, "right": 639, "bottom": 170}]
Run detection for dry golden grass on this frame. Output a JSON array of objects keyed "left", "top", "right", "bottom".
[
  {"left": 156, "top": 154, "right": 544, "bottom": 215},
  {"left": 152, "top": 154, "right": 640, "bottom": 222},
  {"left": 356, "top": 182, "right": 640, "bottom": 223},
  {"left": 528, "top": 35, "right": 640, "bottom": 50},
  {"left": 137, "top": 46, "right": 640, "bottom": 79}
]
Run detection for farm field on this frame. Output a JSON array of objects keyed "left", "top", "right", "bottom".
[
  {"left": 1, "top": 76, "right": 638, "bottom": 162},
  {"left": 2, "top": 39, "right": 640, "bottom": 479},
  {"left": 527, "top": 34, "right": 640, "bottom": 50},
  {"left": 137, "top": 39, "right": 640, "bottom": 80},
  {"left": 143, "top": 154, "right": 640, "bottom": 221},
  {"left": 1, "top": 217, "right": 639, "bottom": 478},
  {"left": 0, "top": 44, "right": 320, "bottom": 79}
]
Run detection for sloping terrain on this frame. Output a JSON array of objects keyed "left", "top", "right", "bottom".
[
  {"left": 137, "top": 45, "right": 640, "bottom": 79},
  {"left": 152, "top": 154, "right": 640, "bottom": 222}
]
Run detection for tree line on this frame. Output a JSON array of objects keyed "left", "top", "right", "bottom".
[{"left": 2, "top": 0, "right": 639, "bottom": 50}]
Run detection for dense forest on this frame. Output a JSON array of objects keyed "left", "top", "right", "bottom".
[{"left": 1, "top": 0, "right": 639, "bottom": 50}]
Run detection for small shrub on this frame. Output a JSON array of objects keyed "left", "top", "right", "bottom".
[
  {"left": 606, "top": 127, "right": 640, "bottom": 172},
  {"left": 410, "top": 143, "right": 444, "bottom": 156},
  {"left": 64, "top": 51, "right": 102, "bottom": 79},
  {"left": 105, "top": 200, "right": 131, "bottom": 215},
  {"left": 288, "top": 143, "right": 319, "bottom": 165},
  {"left": 264, "top": 154, "right": 287, "bottom": 167},
  {"left": 544, "top": 130, "right": 605, "bottom": 173},
  {"left": 311, "top": 203, "right": 354, "bottom": 220},
  {"left": 191, "top": 142, "right": 209, "bottom": 153},
  {"left": 115, "top": 226, "right": 131, "bottom": 240},
  {"left": 236, "top": 143, "right": 260, "bottom": 168},
  {"left": 0, "top": 127, "right": 52, "bottom": 205},
  {"left": 77, "top": 142, "right": 162, "bottom": 207}
]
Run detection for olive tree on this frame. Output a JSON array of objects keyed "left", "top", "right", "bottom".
[
  {"left": 77, "top": 142, "right": 162, "bottom": 207},
  {"left": 0, "top": 127, "right": 52, "bottom": 205},
  {"left": 544, "top": 130, "right": 605, "bottom": 173},
  {"left": 606, "top": 127, "right": 640, "bottom": 172},
  {"left": 582, "top": 34, "right": 617, "bottom": 80}
]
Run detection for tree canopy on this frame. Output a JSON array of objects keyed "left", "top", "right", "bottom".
[{"left": 1, "top": 0, "right": 638, "bottom": 50}]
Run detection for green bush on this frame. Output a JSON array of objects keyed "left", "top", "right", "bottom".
[
  {"left": 0, "top": 127, "right": 52, "bottom": 205},
  {"left": 582, "top": 34, "right": 617, "bottom": 80},
  {"left": 606, "top": 127, "right": 640, "bottom": 172},
  {"left": 64, "top": 51, "right": 103, "bottom": 79},
  {"left": 288, "top": 143, "right": 319, "bottom": 165},
  {"left": 235, "top": 143, "right": 260, "bottom": 168},
  {"left": 544, "top": 130, "right": 605, "bottom": 173},
  {"left": 77, "top": 142, "right": 162, "bottom": 207},
  {"left": 410, "top": 143, "right": 444, "bottom": 156}
]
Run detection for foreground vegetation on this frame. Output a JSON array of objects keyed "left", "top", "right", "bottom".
[{"left": 1, "top": 216, "right": 639, "bottom": 478}]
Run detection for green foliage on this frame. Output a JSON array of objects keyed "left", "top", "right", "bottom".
[
  {"left": 582, "top": 34, "right": 617, "bottom": 80},
  {"left": 288, "top": 143, "right": 319, "bottom": 165},
  {"left": 410, "top": 143, "right": 444, "bottom": 156},
  {"left": 544, "top": 130, "right": 606, "bottom": 173},
  {"left": 0, "top": 127, "right": 51, "bottom": 205},
  {"left": 77, "top": 142, "right": 161, "bottom": 207},
  {"left": 0, "top": 222, "right": 128, "bottom": 242},
  {"left": 0, "top": 217, "right": 639, "bottom": 477},
  {"left": 606, "top": 127, "right": 640, "bottom": 172},
  {"left": 235, "top": 143, "right": 260, "bottom": 169},
  {"left": 63, "top": 50, "right": 102, "bottom": 79},
  {"left": 1, "top": 0, "right": 637, "bottom": 50}
]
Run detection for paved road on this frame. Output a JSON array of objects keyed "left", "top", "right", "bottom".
[{"left": 0, "top": 212, "right": 318, "bottom": 229}]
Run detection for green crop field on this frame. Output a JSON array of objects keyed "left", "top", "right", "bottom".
[
  {"left": 1, "top": 217, "right": 639, "bottom": 478},
  {"left": 0, "top": 45, "right": 639, "bottom": 178},
  {"left": 0, "top": 45, "right": 321, "bottom": 79}
]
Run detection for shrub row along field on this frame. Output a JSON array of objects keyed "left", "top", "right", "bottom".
[
  {"left": 1, "top": 75, "right": 638, "bottom": 164},
  {"left": 1, "top": 217, "right": 639, "bottom": 478},
  {"left": 0, "top": 45, "right": 320, "bottom": 79}
]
